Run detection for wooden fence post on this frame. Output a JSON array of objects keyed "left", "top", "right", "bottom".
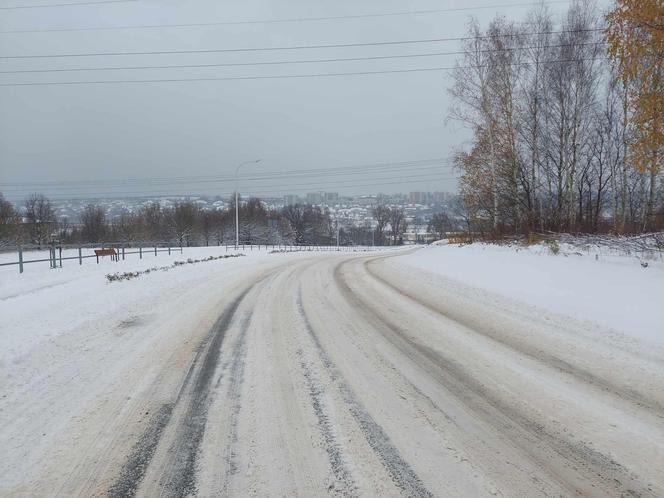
[
  {"left": 78, "top": 247, "right": 82, "bottom": 265},
  {"left": 18, "top": 246, "right": 23, "bottom": 274}
]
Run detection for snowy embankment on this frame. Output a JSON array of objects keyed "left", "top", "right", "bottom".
[{"left": 396, "top": 241, "right": 664, "bottom": 345}]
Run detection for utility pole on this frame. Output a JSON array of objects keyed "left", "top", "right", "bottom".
[
  {"left": 336, "top": 216, "right": 340, "bottom": 251},
  {"left": 235, "top": 159, "right": 261, "bottom": 250}
]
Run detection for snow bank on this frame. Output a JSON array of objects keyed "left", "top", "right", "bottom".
[{"left": 397, "top": 242, "right": 664, "bottom": 345}]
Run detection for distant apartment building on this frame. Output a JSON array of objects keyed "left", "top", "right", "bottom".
[
  {"left": 306, "top": 192, "right": 324, "bottom": 204},
  {"left": 409, "top": 191, "right": 430, "bottom": 205},
  {"left": 283, "top": 194, "right": 299, "bottom": 206},
  {"left": 356, "top": 196, "right": 378, "bottom": 207},
  {"left": 432, "top": 191, "right": 450, "bottom": 204},
  {"left": 324, "top": 192, "right": 339, "bottom": 203}
]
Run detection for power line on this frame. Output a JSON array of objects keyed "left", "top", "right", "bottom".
[
  {"left": 0, "top": 28, "right": 603, "bottom": 60},
  {"left": 3, "top": 170, "right": 458, "bottom": 195},
  {"left": 1, "top": 166, "right": 454, "bottom": 192},
  {"left": 2, "top": 174, "right": 461, "bottom": 201},
  {"left": 0, "top": 42, "right": 604, "bottom": 75},
  {"left": 0, "top": 159, "right": 451, "bottom": 190},
  {"left": 0, "top": 1, "right": 570, "bottom": 33},
  {"left": 0, "top": 0, "right": 137, "bottom": 10},
  {"left": 0, "top": 57, "right": 609, "bottom": 87},
  {"left": 0, "top": 158, "right": 453, "bottom": 187},
  {"left": 55, "top": 171, "right": 460, "bottom": 194}
]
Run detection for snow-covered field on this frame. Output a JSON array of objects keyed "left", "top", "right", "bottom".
[{"left": 397, "top": 241, "right": 664, "bottom": 345}]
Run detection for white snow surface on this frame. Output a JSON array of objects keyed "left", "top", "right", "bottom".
[
  {"left": 2, "top": 243, "right": 664, "bottom": 496},
  {"left": 397, "top": 242, "right": 664, "bottom": 345},
  {"left": 0, "top": 246, "right": 343, "bottom": 375}
]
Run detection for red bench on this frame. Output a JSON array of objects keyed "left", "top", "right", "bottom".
[{"left": 94, "top": 248, "right": 118, "bottom": 262}]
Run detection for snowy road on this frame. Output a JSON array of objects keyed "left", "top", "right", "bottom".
[{"left": 2, "top": 249, "right": 664, "bottom": 497}]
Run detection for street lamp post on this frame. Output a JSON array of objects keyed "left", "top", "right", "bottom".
[
  {"left": 335, "top": 213, "right": 340, "bottom": 250},
  {"left": 235, "top": 159, "right": 261, "bottom": 250}
]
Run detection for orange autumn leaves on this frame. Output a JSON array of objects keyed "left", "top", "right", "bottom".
[{"left": 606, "top": 0, "right": 664, "bottom": 174}]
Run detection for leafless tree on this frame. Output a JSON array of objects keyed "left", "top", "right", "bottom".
[
  {"left": 388, "top": 207, "right": 407, "bottom": 245},
  {"left": 24, "top": 193, "right": 55, "bottom": 247},
  {"left": 428, "top": 212, "right": 452, "bottom": 240},
  {"left": 372, "top": 204, "right": 391, "bottom": 245},
  {"left": 210, "top": 209, "right": 232, "bottom": 245},
  {"left": 199, "top": 210, "right": 213, "bottom": 246},
  {"left": 81, "top": 204, "right": 108, "bottom": 243},
  {"left": 139, "top": 202, "right": 165, "bottom": 241},
  {"left": 168, "top": 201, "right": 199, "bottom": 246},
  {"left": 281, "top": 204, "right": 307, "bottom": 244},
  {"left": 519, "top": 5, "right": 554, "bottom": 231},
  {"left": 240, "top": 198, "right": 269, "bottom": 244},
  {"left": 303, "top": 205, "right": 333, "bottom": 245},
  {"left": 0, "top": 193, "right": 21, "bottom": 246},
  {"left": 449, "top": 18, "right": 501, "bottom": 231},
  {"left": 112, "top": 209, "right": 142, "bottom": 244}
]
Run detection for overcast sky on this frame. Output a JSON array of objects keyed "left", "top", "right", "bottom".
[{"left": 0, "top": 0, "right": 603, "bottom": 201}]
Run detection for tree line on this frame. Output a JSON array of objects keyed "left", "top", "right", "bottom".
[
  {"left": 450, "top": 0, "right": 663, "bottom": 237},
  {"left": 0, "top": 192, "right": 410, "bottom": 247}
]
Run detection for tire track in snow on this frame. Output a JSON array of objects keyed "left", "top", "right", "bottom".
[
  {"left": 219, "top": 312, "right": 251, "bottom": 496},
  {"left": 334, "top": 259, "right": 652, "bottom": 497},
  {"left": 106, "top": 286, "right": 253, "bottom": 497},
  {"left": 296, "top": 289, "right": 433, "bottom": 498},
  {"left": 364, "top": 256, "right": 664, "bottom": 417},
  {"left": 159, "top": 289, "right": 253, "bottom": 497},
  {"left": 295, "top": 347, "right": 358, "bottom": 497},
  {"left": 106, "top": 403, "right": 174, "bottom": 498}
]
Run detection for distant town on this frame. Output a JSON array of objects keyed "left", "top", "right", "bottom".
[{"left": 40, "top": 190, "right": 458, "bottom": 244}]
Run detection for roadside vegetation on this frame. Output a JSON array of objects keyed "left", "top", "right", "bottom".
[
  {"left": 105, "top": 253, "right": 245, "bottom": 282},
  {"left": 449, "top": 0, "right": 663, "bottom": 238}
]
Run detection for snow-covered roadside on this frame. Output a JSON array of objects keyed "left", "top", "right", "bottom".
[
  {"left": 0, "top": 246, "right": 296, "bottom": 379},
  {"left": 396, "top": 242, "right": 664, "bottom": 345},
  {"left": 0, "top": 245, "right": 389, "bottom": 376},
  {"left": 0, "top": 246, "right": 254, "bottom": 298}
]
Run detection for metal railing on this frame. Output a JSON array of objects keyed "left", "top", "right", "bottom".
[
  {"left": 0, "top": 241, "right": 363, "bottom": 274},
  {"left": 0, "top": 241, "right": 183, "bottom": 274}
]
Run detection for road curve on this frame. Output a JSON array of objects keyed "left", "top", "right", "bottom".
[{"left": 3, "top": 250, "right": 664, "bottom": 497}]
